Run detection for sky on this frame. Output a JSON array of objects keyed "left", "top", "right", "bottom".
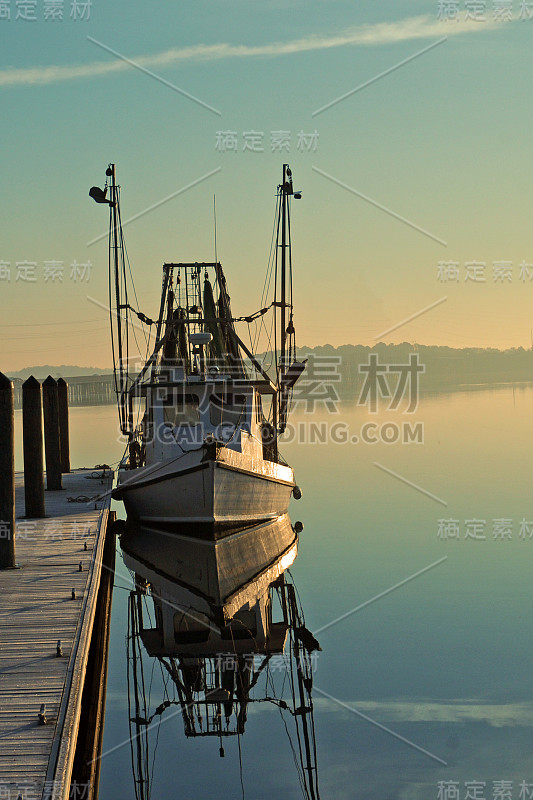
[{"left": 2, "top": 0, "right": 533, "bottom": 371}]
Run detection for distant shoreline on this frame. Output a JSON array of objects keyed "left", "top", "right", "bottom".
[{"left": 7, "top": 343, "right": 533, "bottom": 410}]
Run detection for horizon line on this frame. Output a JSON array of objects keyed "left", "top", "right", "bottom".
[{"left": 5, "top": 340, "right": 533, "bottom": 375}]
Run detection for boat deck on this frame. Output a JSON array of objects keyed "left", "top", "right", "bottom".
[{"left": 0, "top": 468, "right": 113, "bottom": 800}]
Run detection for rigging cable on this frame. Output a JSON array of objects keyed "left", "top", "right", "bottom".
[
  {"left": 107, "top": 199, "right": 118, "bottom": 406},
  {"left": 214, "top": 194, "right": 218, "bottom": 264},
  {"left": 237, "top": 728, "right": 246, "bottom": 800},
  {"left": 286, "top": 198, "right": 297, "bottom": 418},
  {"left": 287, "top": 596, "right": 310, "bottom": 799},
  {"left": 253, "top": 192, "right": 281, "bottom": 359},
  {"left": 287, "top": 578, "right": 320, "bottom": 799},
  {"left": 267, "top": 662, "right": 309, "bottom": 798},
  {"left": 273, "top": 187, "right": 282, "bottom": 386}
]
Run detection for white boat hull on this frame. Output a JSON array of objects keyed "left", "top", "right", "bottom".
[{"left": 113, "top": 445, "right": 295, "bottom": 536}]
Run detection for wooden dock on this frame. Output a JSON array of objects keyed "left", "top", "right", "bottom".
[{"left": 0, "top": 468, "right": 113, "bottom": 800}]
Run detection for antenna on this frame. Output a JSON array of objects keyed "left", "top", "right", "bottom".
[{"left": 213, "top": 194, "right": 218, "bottom": 263}]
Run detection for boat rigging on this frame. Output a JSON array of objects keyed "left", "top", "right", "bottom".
[
  {"left": 89, "top": 163, "right": 306, "bottom": 531},
  {"left": 125, "top": 558, "right": 321, "bottom": 800}
]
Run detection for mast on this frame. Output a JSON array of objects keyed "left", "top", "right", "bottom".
[
  {"left": 155, "top": 264, "right": 172, "bottom": 347},
  {"left": 278, "top": 164, "right": 299, "bottom": 434},
  {"left": 90, "top": 164, "right": 132, "bottom": 439},
  {"left": 280, "top": 164, "right": 288, "bottom": 378},
  {"left": 108, "top": 164, "right": 128, "bottom": 435}
]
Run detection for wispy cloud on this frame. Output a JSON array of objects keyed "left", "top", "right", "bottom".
[
  {"left": 315, "top": 698, "right": 533, "bottom": 728},
  {"left": 0, "top": 15, "right": 499, "bottom": 88}
]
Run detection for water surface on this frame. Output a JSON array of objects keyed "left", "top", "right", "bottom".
[{"left": 19, "top": 386, "right": 533, "bottom": 799}]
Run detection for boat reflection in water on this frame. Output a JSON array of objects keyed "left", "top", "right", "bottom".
[{"left": 119, "top": 515, "right": 321, "bottom": 799}]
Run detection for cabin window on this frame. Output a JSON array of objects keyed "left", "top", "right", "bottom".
[
  {"left": 209, "top": 393, "right": 247, "bottom": 427},
  {"left": 255, "top": 392, "right": 263, "bottom": 423},
  {"left": 163, "top": 393, "right": 200, "bottom": 426},
  {"left": 141, "top": 410, "right": 153, "bottom": 444}
]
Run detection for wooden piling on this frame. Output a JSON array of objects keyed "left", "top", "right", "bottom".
[
  {"left": 57, "top": 378, "right": 71, "bottom": 474},
  {"left": 42, "top": 376, "right": 62, "bottom": 491},
  {"left": 22, "top": 376, "right": 46, "bottom": 518},
  {"left": 0, "top": 372, "right": 16, "bottom": 568}
]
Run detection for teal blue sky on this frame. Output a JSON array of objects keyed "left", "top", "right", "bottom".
[{"left": 2, "top": 1, "right": 533, "bottom": 370}]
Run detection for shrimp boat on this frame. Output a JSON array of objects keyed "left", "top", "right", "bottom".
[{"left": 90, "top": 164, "right": 306, "bottom": 537}]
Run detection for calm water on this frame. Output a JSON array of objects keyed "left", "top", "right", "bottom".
[{"left": 17, "top": 386, "right": 533, "bottom": 799}]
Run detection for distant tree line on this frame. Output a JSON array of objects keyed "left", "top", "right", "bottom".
[
  {"left": 8, "top": 345, "right": 533, "bottom": 408},
  {"left": 294, "top": 343, "right": 533, "bottom": 398}
]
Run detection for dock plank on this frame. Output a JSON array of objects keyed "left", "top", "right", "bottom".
[{"left": 0, "top": 469, "right": 113, "bottom": 800}]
